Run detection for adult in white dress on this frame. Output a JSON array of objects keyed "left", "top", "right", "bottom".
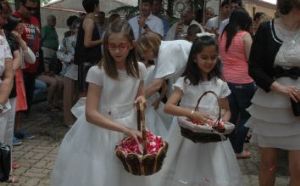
[{"left": 136, "top": 32, "right": 192, "bottom": 128}]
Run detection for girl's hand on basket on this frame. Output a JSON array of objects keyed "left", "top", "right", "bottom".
[
  {"left": 189, "top": 111, "right": 212, "bottom": 124},
  {"left": 135, "top": 96, "right": 147, "bottom": 107},
  {"left": 123, "top": 127, "right": 142, "bottom": 143}
]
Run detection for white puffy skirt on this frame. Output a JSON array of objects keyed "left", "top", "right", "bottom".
[
  {"left": 51, "top": 104, "right": 153, "bottom": 186},
  {"left": 246, "top": 77, "right": 300, "bottom": 150},
  {"left": 151, "top": 118, "right": 243, "bottom": 186}
]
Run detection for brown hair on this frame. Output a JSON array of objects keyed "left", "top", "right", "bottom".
[
  {"left": 99, "top": 20, "right": 139, "bottom": 79},
  {"left": 277, "top": 0, "right": 300, "bottom": 15},
  {"left": 136, "top": 31, "right": 161, "bottom": 58}
]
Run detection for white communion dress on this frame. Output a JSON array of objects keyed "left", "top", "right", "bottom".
[
  {"left": 51, "top": 63, "right": 155, "bottom": 186},
  {"left": 153, "top": 77, "right": 243, "bottom": 186}
]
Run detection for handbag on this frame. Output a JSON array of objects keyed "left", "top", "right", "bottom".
[
  {"left": 291, "top": 98, "right": 300, "bottom": 117},
  {"left": 178, "top": 91, "right": 235, "bottom": 143},
  {"left": 0, "top": 142, "right": 11, "bottom": 182}
]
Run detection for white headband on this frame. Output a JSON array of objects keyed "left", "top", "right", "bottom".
[{"left": 196, "top": 32, "right": 216, "bottom": 39}]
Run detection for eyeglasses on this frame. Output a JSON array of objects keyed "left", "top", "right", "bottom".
[
  {"left": 108, "top": 43, "right": 130, "bottom": 51},
  {"left": 24, "top": 5, "right": 37, "bottom": 11}
]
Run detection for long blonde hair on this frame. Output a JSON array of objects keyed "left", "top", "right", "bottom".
[{"left": 99, "top": 20, "right": 139, "bottom": 79}]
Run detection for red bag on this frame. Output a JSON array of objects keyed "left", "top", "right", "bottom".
[{"left": 15, "top": 69, "right": 27, "bottom": 112}]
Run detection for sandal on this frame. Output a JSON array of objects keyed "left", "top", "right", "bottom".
[{"left": 236, "top": 150, "right": 251, "bottom": 159}]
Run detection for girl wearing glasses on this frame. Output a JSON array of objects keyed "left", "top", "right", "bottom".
[{"left": 51, "top": 20, "right": 152, "bottom": 186}]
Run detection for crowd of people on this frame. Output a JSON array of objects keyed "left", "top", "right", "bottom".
[{"left": 0, "top": 0, "right": 299, "bottom": 185}]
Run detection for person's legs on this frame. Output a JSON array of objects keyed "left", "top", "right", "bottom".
[
  {"left": 5, "top": 98, "right": 18, "bottom": 181},
  {"left": 23, "top": 72, "right": 36, "bottom": 113},
  {"left": 235, "top": 83, "right": 256, "bottom": 154},
  {"left": 0, "top": 112, "right": 9, "bottom": 143},
  {"left": 229, "top": 83, "right": 256, "bottom": 155},
  {"left": 259, "top": 147, "right": 278, "bottom": 186},
  {"left": 53, "top": 75, "right": 64, "bottom": 108},
  {"left": 228, "top": 83, "right": 241, "bottom": 153},
  {"left": 289, "top": 150, "right": 300, "bottom": 186},
  {"left": 38, "top": 75, "right": 58, "bottom": 110},
  {"left": 63, "top": 77, "right": 75, "bottom": 126},
  {"left": 4, "top": 98, "right": 16, "bottom": 147}
]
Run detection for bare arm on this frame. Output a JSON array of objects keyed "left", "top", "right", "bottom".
[
  {"left": 12, "top": 31, "right": 36, "bottom": 64},
  {"left": 23, "top": 47, "right": 36, "bottom": 64},
  {"left": 218, "top": 97, "right": 231, "bottom": 122},
  {"left": 152, "top": 80, "right": 168, "bottom": 109},
  {"left": 12, "top": 50, "right": 22, "bottom": 70},
  {"left": 83, "top": 18, "right": 102, "bottom": 48},
  {"left": 164, "top": 87, "right": 211, "bottom": 123},
  {"left": 0, "top": 59, "right": 14, "bottom": 104},
  {"left": 271, "top": 81, "right": 300, "bottom": 102},
  {"left": 145, "top": 78, "right": 163, "bottom": 98},
  {"left": 243, "top": 32, "right": 253, "bottom": 61},
  {"left": 135, "top": 80, "right": 146, "bottom": 105}
]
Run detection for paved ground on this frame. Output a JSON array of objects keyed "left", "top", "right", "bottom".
[{"left": 0, "top": 102, "right": 290, "bottom": 186}]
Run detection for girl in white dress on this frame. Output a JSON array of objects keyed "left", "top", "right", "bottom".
[
  {"left": 51, "top": 20, "right": 150, "bottom": 186},
  {"left": 157, "top": 34, "right": 242, "bottom": 186}
]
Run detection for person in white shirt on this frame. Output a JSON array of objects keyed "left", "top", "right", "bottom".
[
  {"left": 0, "top": 5, "right": 14, "bottom": 183},
  {"left": 128, "top": 0, "right": 164, "bottom": 40},
  {"left": 166, "top": 5, "right": 204, "bottom": 41},
  {"left": 206, "top": 0, "right": 231, "bottom": 33},
  {"left": 152, "top": 0, "right": 169, "bottom": 38},
  {"left": 218, "top": 0, "right": 242, "bottom": 34},
  {"left": 136, "top": 31, "right": 192, "bottom": 128}
]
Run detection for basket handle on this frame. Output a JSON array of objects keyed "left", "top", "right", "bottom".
[
  {"left": 137, "top": 102, "right": 147, "bottom": 155},
  {"left": 194, "top": 91, "right": 221, "bottom": 122}
]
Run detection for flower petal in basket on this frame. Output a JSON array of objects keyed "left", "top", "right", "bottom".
[
  {"left": 178, "top": 117, "right": 213, "bottom": 133},
  {"left": 154, "top": 141, "right": 168, "bottom": 171},
  {"left": 115, "top": 131, "right": 168, "bottom": 176},
  {"left": 178, "top": 117, "right": 235, "bottom": 135},
  {"left": 115, "top": 103, "right": 168, "bottom": 175}
]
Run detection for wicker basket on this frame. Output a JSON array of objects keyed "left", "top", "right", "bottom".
[
  {"left": 115, "top": 103, "right": 168, "bottom": 176},
  {"left": 178, "top": 91, "right": 235, "bottom": 143}
]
